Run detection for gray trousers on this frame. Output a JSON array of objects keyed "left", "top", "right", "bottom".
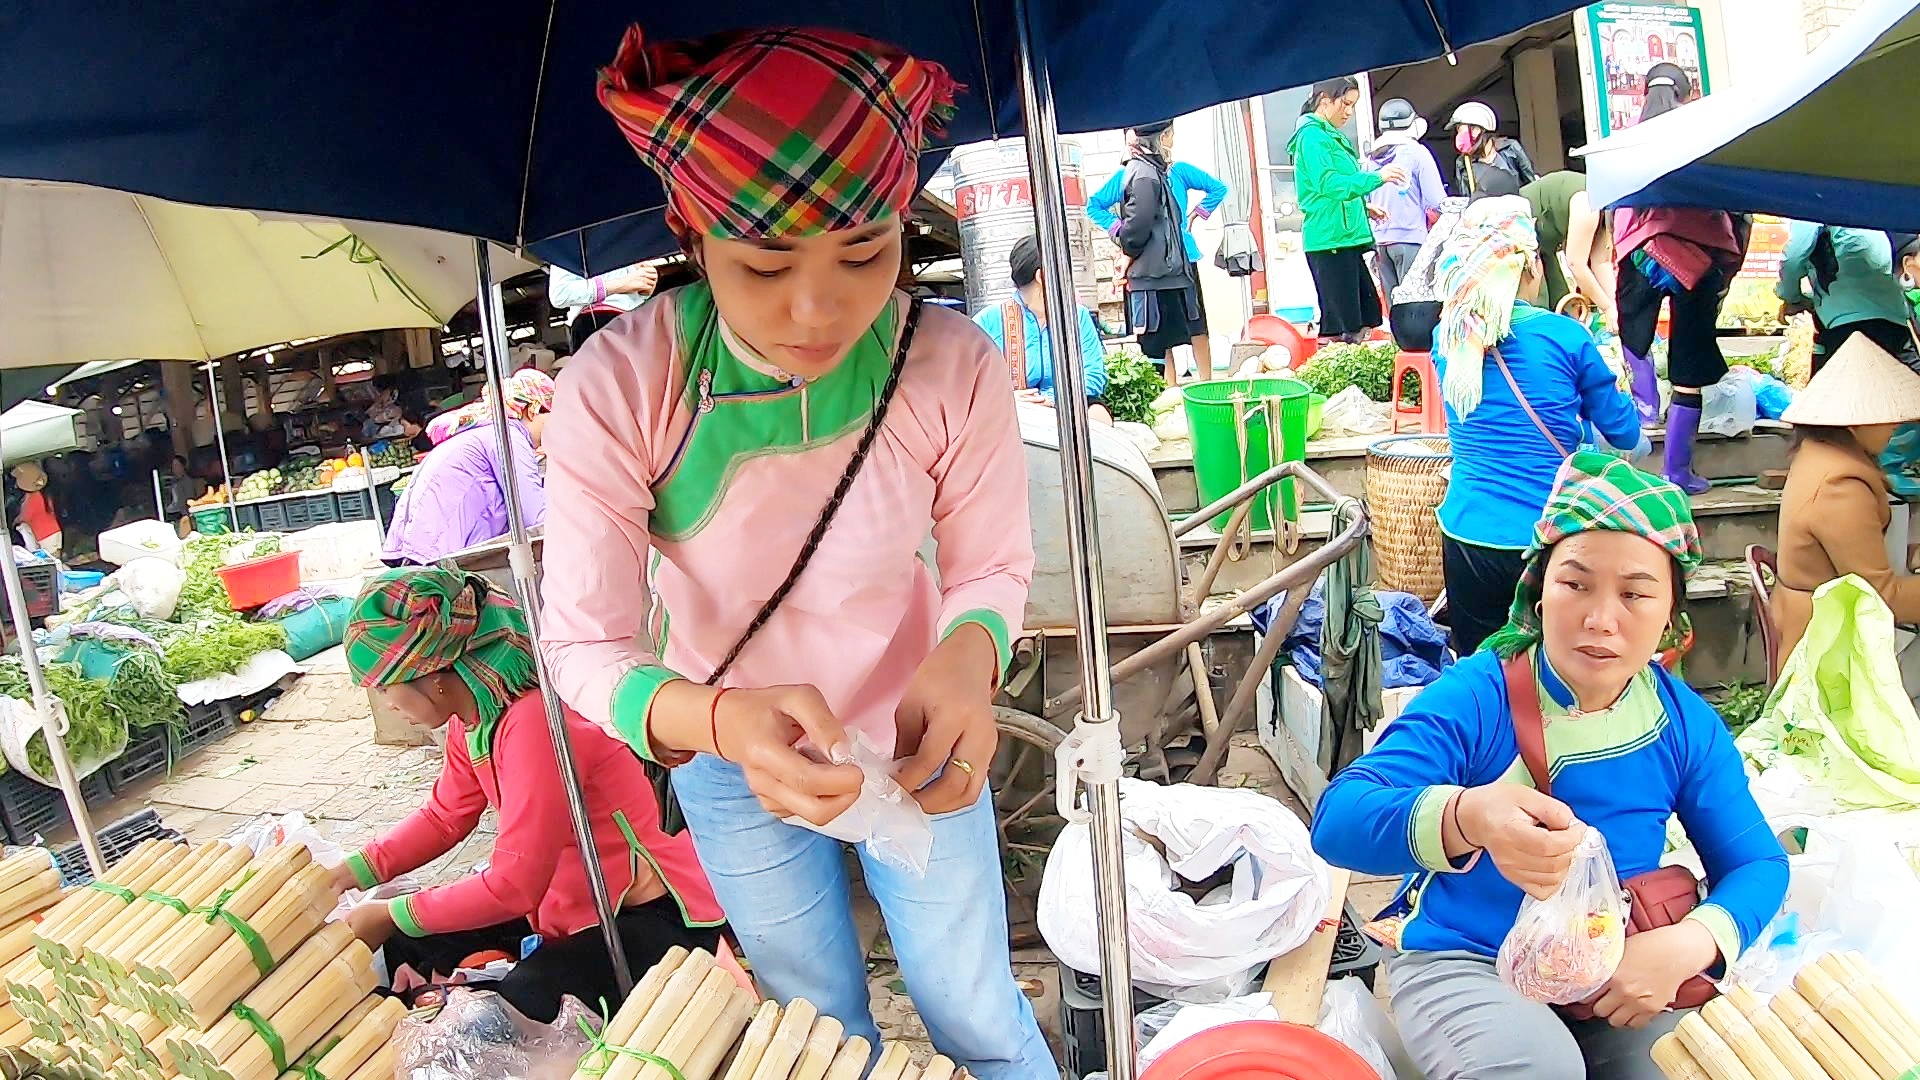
[
  {"left": 1390, "top": 950, "right": 1683, "bottom": 1080},
  {"left": 1376, "top": 242, "right": 1423, "bottom": 302}
]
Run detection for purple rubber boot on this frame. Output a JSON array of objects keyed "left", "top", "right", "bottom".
[
  {"left": 1623, "top": 347, "right": 1661, "bottom": 428},
  {"left": 1663, "top": 403, "right": 1712, "bottom": 496}
]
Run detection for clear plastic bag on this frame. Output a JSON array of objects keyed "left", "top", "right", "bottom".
[
  {"left": 392, "top": 987, "right": 595, "bottom": 1080},
  {"left": 1496, "top": 827, "right": 1628, "bottom": 1004},
  {"left": 784, "top": 730, "right": 933, "bottom": 876}
]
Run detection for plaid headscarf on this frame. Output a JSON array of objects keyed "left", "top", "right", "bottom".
[
  {"left": 1481, "top": 450, "right": 1704, "bottom": 659},
  {"left": 428, "top": 368, "right": 555, "bottom": 446},
  {"left": 345, "top": 567, "right": 538, "bottom": 761},
  {"left": 598, "top": 25, "right": 959, "bottom": 243},
  {"left": 1435, "top": 195, "right": 1539, "bottom": 419}
]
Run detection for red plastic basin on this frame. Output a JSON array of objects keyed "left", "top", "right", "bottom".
[
  {"left": 1139, "top": 1021, "right": 1380, "bottom": 1080},
  {"left": 215, "top": 551, "right": 302, "bottom": 611}
]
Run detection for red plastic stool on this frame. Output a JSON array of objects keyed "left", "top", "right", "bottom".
[
  {"left": 1391, "top": 350, "right": 1446, "bottom": 434},
  {"left": 1140, "top": 1021, "right": 1379, "bottom": 1079}
]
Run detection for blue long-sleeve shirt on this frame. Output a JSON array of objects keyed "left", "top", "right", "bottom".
[
  {"left": 1312, "top": 649, "right": 1788, "bottom": 966},
  {"left": 1437, "top": 306, "right": 1643, "bottom": 550},
  {"left": 972, "top": 297, "right": 1110, "bottom": 400},
  {"left": 1089, "top": 161, "right": 1228, "bottom": 263},
  {"left": 1776, "top": 221, "right": 1910, "bottom": 331}
]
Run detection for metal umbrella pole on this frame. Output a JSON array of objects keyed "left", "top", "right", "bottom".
[
  {"left": 471, "top": 239, "right": 634, "bottom": 995},
  {"left": 204, "top": 362, "right": 240, "bottom": 533},
  {"left": 1011, "top": 1, "right": 1136, "bottom": 1076},
  {"left": 0, "top": 554, "right": 106, "bottom": 877}
]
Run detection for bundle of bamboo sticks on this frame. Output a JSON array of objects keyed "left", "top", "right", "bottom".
[
  {"left": 1652, "top": 951, "right": 1920, "bottom": 1080},
  {"left": 0, "top": 849, "right": 68, "bottom": 1050},
  {"left": 566, "top": 948, "right": 973, "bottom": 1080}
]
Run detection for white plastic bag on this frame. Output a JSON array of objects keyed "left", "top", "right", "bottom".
[
  {"left": 1317, "top": 978, "right": 1407, "bottom": 1080},
  {"left": 0, "top": 692, "right": 124, "bottom": 787},
  {"left": 1038, "top": 778, "right": 1331, "bottom": 991},
  {"left": 783, "top": 730, "right": 933, "bottom": 876},
  {"left": 1135, "top": 994, "right": 1278, "bottom": 1072},
  {"left": 1321, "top": 386, "right": 1391, "bottom": 436},
  {"left": 1699, "top": 371, "right": 1758, "bottom": 437},
  {"left": 112, "top": 557, "right": 185, "bottom": 621},
  {"left": 393, "top": 987, "right": 594, "bottom": 1080},
  {"left": 1496, "top": 827, "right": 1628, "bottom": 1004}
]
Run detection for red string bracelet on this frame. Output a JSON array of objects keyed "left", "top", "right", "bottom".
[{"left": 710, "top": 688, "right": 732, "bottom": 761}]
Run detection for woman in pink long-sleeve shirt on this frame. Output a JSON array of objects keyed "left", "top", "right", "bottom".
[{"left": 533, "top": 24, "right": 1055, "bottom": 1077}]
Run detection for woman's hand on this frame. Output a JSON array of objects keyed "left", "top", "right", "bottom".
[
  {"left": 894, "top": 624, "right": 1001, "bottom": 815},
  {"left": 1378, "top": 164, "right": 1411, "bottom": 187},
  {"left": 713, "top": 686, "right": 866, "bottom": 825},
  {"left": 1453, "top": 783, "right": 1587, "bottom": 899},
  {"left": 346, "top": 902, "right": 397, "bottom": 950},
  {"left": 327, "top": 862, "right": 361, "bottom": 895},
  {"left": 1586, "top": 922, "right": 1720, "bottom": 1028}
]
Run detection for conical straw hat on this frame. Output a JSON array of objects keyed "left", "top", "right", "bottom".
[{"left": 1781, "top": 334, "right": 1920, "bottom": 427}]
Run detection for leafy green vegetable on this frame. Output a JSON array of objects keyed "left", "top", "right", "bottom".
[
  {"left": 0, "top": 657, "right": 144, "bottom": 778},
  {"left": 162, "top": 618, "right": 290, "bottom": 683},
  {"left": 1290, "top": 342, "right": 1410, "bottom": 405},
  {"left": 1103, "top": 349, "right": 1169, "bottom": 426},
  {"left": 1711, "top": 681, "right": 1769, "bottom": 736},
  {"left": 177, "top": 533, "right": 283, "bottom": 618}
]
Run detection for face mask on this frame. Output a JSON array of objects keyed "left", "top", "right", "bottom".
[{"left": 1454, "top": 128, "right": 1478, "bottom": 155}]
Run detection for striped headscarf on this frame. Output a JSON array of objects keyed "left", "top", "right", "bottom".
[
  {"left": 428, "top": 368, "right": 555, "bottom": 446},
  {"left": 1481, "top": 450, "right": 1703, "bottom": 659},
  {"left": 345, "top": 567, "right": 538, "bottom": 761},
  {"left": 1435, "top": 195, "right": 1539, "bottom": 419},
  {"left": 598, "top": 25, "right": 959, "bottom": 243}
]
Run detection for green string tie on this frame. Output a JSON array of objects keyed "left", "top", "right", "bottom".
[
  {"left": 192, "top": 872, "right": 274, "bottom": 976},
  {"left": 87, "top": 881, "right": 137, "bottom": 903},
  {"left": 574, "top": 1004, "right": 687, "bottom": 1080},
  {"left": 231, "top": 1001, "right": 288, "bottom": 1074},
  {"left": 291, "top": 1034, "right": 341, "bottom": 1080},
  {"left": 140, "top": 890, "right": 190, "bottom": 915}
]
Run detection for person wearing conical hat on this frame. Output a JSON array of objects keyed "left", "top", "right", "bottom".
[
  {"left": 1772, "top": 335, "right": 1920, "bottom": 666},
  {"left": 537, "top": 25, "right": 1054, "bottom": 1075}
]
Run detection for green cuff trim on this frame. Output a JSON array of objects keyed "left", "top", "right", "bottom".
[
  {"left": 943, "top": 608, "right": 1013, "bottom": 679},
  {"left": 390, "top": 894, "right": 428, "bottom": 939},
  {"left": 345, "top": 851, "right": 380, "bottom": 891},
  {"left": 1684, "top": 904, "right": 1741, "bottom": 974},
  {"left": 611, "top": 665, "right": 686, "bottom": 764},
  {"left": 1411, "top": 785, "right": 1467, "bottom": 873}
]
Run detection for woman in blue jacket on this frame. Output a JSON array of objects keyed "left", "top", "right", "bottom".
[{"left": 1313, "top": 452, "right": 1788, "bottom": 1080}]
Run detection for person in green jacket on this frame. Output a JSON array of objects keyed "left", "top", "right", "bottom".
[
  {"left": 1289, "top": 76, "right": 1408, "bottom": 343},
  {"left": 1777, "top": 221, "right": 1913, "bottom": 374}
]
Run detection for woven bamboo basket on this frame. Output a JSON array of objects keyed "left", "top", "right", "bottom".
[{"left": 1365, "top": 435, "right": 1452, "bottom": 601}]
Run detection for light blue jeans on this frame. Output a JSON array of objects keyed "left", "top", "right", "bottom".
[{"left": 673, "top": 755, "right": 1058, "bottom": 1078}]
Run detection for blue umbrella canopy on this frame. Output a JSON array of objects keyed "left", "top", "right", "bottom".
[{"left": 2, "top": 2, "right": 1586, "bottom": 269}]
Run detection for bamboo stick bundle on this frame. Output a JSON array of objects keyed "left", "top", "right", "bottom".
[
  {"left": 0, "top": 853, "right": 55, "bottom": 901},
  {"left": 91, "top": 846, "right": 248, "bottom": 994},
  {"left": 1723, "top": 986, "right": 1830, "bottom": 1080},
  {"left": 0, "top": 915, "right": 53, "bottom": 973},
  {"left": 567, "top": 946, "right": 690, "bottom": 1080},
  {"left": 265, "top": 998, "right": 379, "bottom": 1080},
  {"left": 163, "top": 864, "right": 334, "bottom": 1030},
  {"left": 0, "top": 868, "right": 64, "bottom": 932},
  {"left": 38, "top": 844, "right": 187, "bottom": 967},
  {"left": 744, "top": 998, "right": 814, "bottom": 1080},
  {"left": 1821, "top": 953, "right": 1920, "bottom": 1062},
  {"left": 30, "top": 841, "right": 170, "bottom": 948},
  {"left": 714, "top": 1000, "right": 780, "bottom": 1080},
  {"left": 1696, "top": 1000, "right": 1793, "bottom": 1080},
  {"left": 275, "top": 995, "right": 405, "bottom": 1080},
  {"left": 135, "top": 847, "right": 309, "bottom": 993},
  {"left": 819, "top": 1038, "right": 873, "bottom": 1080},
  {"left": 1796, "top": 961, "right": 1912, "bottom": 1078},
  {"left": 866, "top": 1043, "right": 913, "bottom": 1080},
  {"left": 783, "top": 1015, "right": 844, "bottom": 1080},
  {"left": 340, "top": 1037, "right": 396, "bottom": 1080},
  {"left": 163, "top": 924, "right": 358, "bottom": 1070},
  {"left": 897, "top": 1064, "right": 922, "bottom": 1080},
  {"left": 0, "top": 1020, "right": 25, "bottom": 1049},
  {"left": 675, "top": 988, "right": 755, "bottom": 1080},
  {"left": 1773, "top": 986, "right": 1877, "bottom": 1080},
  {"left": 173, "top": 946, "right": 378, "bottom": 1080},
  {"left": 917, "top": 1055, "right": 957, "bottom": 1080},
  {"left": 572, "top": 950, "right": 716, "bottom": 1080},
  {"left": 611, "top": 970, "right": 741, "bottom": 1080}
]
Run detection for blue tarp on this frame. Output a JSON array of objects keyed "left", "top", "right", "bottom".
[
  {"left": 1252, "top": 581, "right": 1452, "bottom": 690},
  {"left": 1, "top": 2, "right": 1589, "bottom": 271}
]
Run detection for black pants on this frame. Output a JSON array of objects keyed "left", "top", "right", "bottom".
[
  {"left": 1305, "top": 245, "right": 1383, "bottom": 338},
  {"left": 1812, "top": 317, "right": 1913, "bottom": 376},
  {"left": 568, "top": 310, "right": 621, "bottom": 353},
  {"left": 381, "top": 896, "right": 723, "bottom": 1023},
  {"left": 1617, "top": 257, "right": 1729, "bottom": 388},
  {"left": 1442, "top": 536, "right": 1528, "bottom": 657}
]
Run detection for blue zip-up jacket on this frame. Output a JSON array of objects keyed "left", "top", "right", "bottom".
[
  {"left": 1089, "top": 161, "right": 1228, "bottom": 263},
  {"left": 1312, "top": 649, "right": 1787, "bottom": 966},
  {"left": 972, "top": 297, "right": 1110, "bottom": 401}
]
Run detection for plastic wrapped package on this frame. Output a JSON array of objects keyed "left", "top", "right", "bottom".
[
  {"left": 1133, "top": 994, "right": 1278, "bottom": 1072},
  {"left": 392, "top": 987, "right": 596, "bottom": 1080},
  {"left": 1316, "top": 978, "right": 1404, "bottom": 1080},
  {"left": 783, "top": 730, "right": 933, "bottom": 876},
  {"left": 1496, "top": 827, "right": 1628, "bottom": 1005}
]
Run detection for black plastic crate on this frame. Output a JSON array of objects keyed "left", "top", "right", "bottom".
[
  {"left": 304, "top": 493, "right": 340, "bottom": 525},
  {"left": 50, "top": 809, "right": 180, "bottom": 887},
  {"left": 1331, "top": 906, "right": 1382, "bottom": 987},
  {"left": 105, "top": 724, "right": 172, "bottom": 794},
  {"left": 0, "top": 768, "right": 112, "bottom": 846},
  {"left": 333, "top": 489, "right": 375, "bottom": 522},
  {"left": 257, "top": 499, "right": 291, "bottom": 531},
  {"left": 234, "top": 502, "right": 264, "bottom": 531},
  {"left": 172, "top": 701, "right": 238, "bottom": 760},
  {"left": 17, "top": 561, "right": 58, "bottom": 619}
]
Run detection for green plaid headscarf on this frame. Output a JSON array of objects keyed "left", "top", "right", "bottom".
[
  {"left": 345, "top": 567, "right": 538, "bottom": 761},
  {"left": 1481, "top": 450, "right": 1703, "bottom": 659}
]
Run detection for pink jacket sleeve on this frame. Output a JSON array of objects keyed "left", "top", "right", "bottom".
[
  {"left": 387, "top": 711, "right": 573, "bottom": 939},
  {"left": 928, "top": 319, "right": 1035, "bottom": 677},
  {"left": 536, "top": 301, "right": 687, "bottom": 761},
  {"left": 351, "top": 726, "right": 486, "bottom": 888}
]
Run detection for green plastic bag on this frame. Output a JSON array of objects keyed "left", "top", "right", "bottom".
[
  {"left": 275, "top": 597, "right": 355, "bottom": 662},
  {"left": 1738, "top": 575, "right": 1920, "bottom": 810}
]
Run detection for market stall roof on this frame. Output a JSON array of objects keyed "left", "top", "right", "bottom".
[
  {"left": 0, "top": 399, "right": 81, "bottom": 465},
  {"left": 1581, "top": 0, "right": 1919, "bottom": 232},
  {"left": 1, "top": 1, "right": 1588, "bottom": 271}
]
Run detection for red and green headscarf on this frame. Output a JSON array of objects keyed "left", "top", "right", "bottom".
[
  {"left": 345, "top": 567, "right": 537, "bottom": 761},
  {"left": 597, "top": 25, "right": 959, "bottom": 245}
]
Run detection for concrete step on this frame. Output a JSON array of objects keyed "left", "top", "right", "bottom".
[{"left": 1151, "top": 422, "right": 1793, "bottom": 517}]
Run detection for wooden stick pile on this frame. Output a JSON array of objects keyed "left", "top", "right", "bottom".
[
  {"left": 568, "top": 947, "right": 973, "bottom": 1080},
  {"left": 0, "top": 850, "right": 67, "bottom": 1050},
  {"left": 1653, "top": 951, "right": 1920, "bottom": 1080},
  {"left": 0, "top": 839, "right": 401, "bottom": 1080}
]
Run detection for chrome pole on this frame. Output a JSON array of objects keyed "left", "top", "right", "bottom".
[
  {"left": 0, "top": 554, "right": 105, "bottom": 876},
  {"left": 472, "top": 240, "right": 634, "bottom": 994},
  {"left": 152, "top": 470, "right": 166, "bottom": 523},
  {"left": 205, "top": 362, "right": 239, "bottom": 532},
  {"left": 1011, "top": 2, "right": 1135, "bottom": 1076}
]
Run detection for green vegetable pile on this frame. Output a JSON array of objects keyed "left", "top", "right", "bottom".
[
  {"left": 177, "top": 533, "right": 283, "bottom": 618},
  {"left": 0, "top": 655, "right": 177, "bottom": 778},
  {"left": 161, "top": 619, "right": 290, "bottom": 683},
  {"left": 1711, "top": 681, "right": 1770, "bottom": 736},
  {"left": 1290, "top": 341, "right": 1415, "bottom": 406},
  {"left": 1103, "top": 349, "right": 1169, "bottom": 426}
]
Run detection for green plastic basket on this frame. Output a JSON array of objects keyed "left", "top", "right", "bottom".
[
  {"left": 1182, "top": 377, "right": 1311, "bottom": 531},
  {"left": 190, "top": 508, "right": 231, "bottom": 535}
]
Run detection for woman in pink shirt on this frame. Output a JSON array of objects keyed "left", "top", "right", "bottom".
[
  {"left": 537, "top": 24, "right": 1052, "bottom": 1077},
  {"left": 336, "top": 567, "right": 723, "bottom": 1021}
]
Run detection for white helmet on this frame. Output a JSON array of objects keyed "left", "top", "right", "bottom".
[{"left": 1447, "top": 101, "right": 1498, "bottom": 131}]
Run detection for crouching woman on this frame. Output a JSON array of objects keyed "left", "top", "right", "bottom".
[{"left": 1311, "top": 452, "right": 1787, "bottom": 1079}]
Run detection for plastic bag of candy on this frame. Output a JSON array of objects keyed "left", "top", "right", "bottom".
[{"left": 1496, "top": 827, "right": 1628, "bottom": 1004}]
